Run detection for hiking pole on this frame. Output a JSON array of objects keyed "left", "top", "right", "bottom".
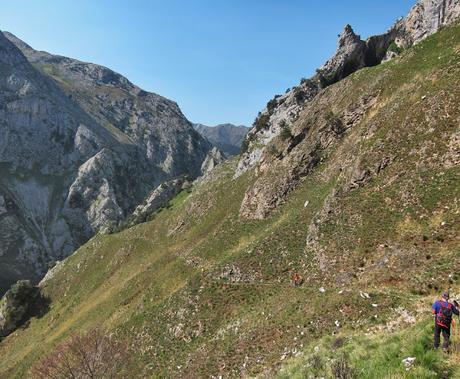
[
  {"left": 453, "top": 300, "right": 460, "bottom": 355},
  {"left": 453, "top": 315, "right": 459, "bottom": 355}
]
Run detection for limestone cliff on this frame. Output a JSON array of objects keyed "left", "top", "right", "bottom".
[
  {"left": 235, "top": 0, "right": 460, "bottom": 178},
  {"left": 0, "top": 31, "right": 213, "bottom": 294}
]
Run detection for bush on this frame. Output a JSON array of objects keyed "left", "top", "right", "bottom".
[
  {"left": 267, "top": 98, "right": 278, "bottom": 114},
  {"left": 316, "top": 68, "right": 337, "bottom": 88},
  {"left": 331, "top": 353, "right": 356, "bottom": 379},
  {"left": 388, "top": 41, "right": 403, "bottom": 55},
  {"left": 267, "top": 145, "right": 280, "bottom": 157},
  {"left": 300, "top": 77, "right": 315, "bottom": 87},
  {"left": 31, "top": 329, "right": 132, "bottom": 379},
  {"left": 240, "top": 137, "right": 250, "bottom": 154},
  {"left": 309, "top": 354, "right": 324, "bottom": 371},
  {"left": 279, "top": 121, "right": 292, "bottom": 141},
  {"left": 0, "top": 280, "right": 49, "bottom": 337},
  {"left": 253, "top": 113, "right": 270, "bottom": 133},
  {"left": 293, "top": 87, "right": 306, "bottom": 103}
]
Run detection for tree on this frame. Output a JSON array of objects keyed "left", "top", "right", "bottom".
[{"left": 31, "top": 329, "right": 132, "bottom": 379}]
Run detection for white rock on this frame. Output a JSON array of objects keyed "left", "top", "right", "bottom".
[
  {"left": 402, "top": 357, "right": 416, "bottom": 367},
  {"left": 360, "top": 291, "right": 370, "bottom": 299}
]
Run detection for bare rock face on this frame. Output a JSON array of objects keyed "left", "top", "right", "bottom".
[
  {"left": 402, "top": 0, "right": 460, "bottom": 45},
  {"left": 200, "top": 147, "right": 226, "bottom": 176},
  {"left": 128, "top": 178, "right": 187, "bottom": 226},
  {"left": 239, "top": 89, "right": 379, "bottom": 220},
  {"left": 0, "top": 31, "right": 214, "bottom": 294},
  {"left": 234, "top": 24, "right": 395, "bottom": 178},
  {"left": 236, "top": 0, "right": 460, "bottom": 180},
  {"left": 319, "top": 25, "right": 367, "bottom": 82}
]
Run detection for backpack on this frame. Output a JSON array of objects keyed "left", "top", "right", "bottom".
[{"left": 437, "top": 302, "right": 453, "bottom": 326}]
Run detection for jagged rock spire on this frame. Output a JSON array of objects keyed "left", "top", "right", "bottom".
[{"left": 338, "top": 24, "right": 361, "bottom": 47}]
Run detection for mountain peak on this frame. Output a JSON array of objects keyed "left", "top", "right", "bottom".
[
  {"left": 1, "top": 31, "right": 33, "bottom": 51},
  {"left": 339, "top": 24, "right": 360, "bottom": 46}
]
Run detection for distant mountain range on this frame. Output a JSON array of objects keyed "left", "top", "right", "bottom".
[{"left": 194, "top": 123, "right": 248, "bottom": 156}]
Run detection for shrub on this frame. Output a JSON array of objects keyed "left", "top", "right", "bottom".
[
  {"left": 279, "top": 121, "right": 292, "bottom": 141},
  {"left": 253, "top": 113, "right": 270, "bottom": 133},
  {"left": 31, "top": 329, "right": 132, "bottom": 379},
  {"left": 316, "top": 68, "right": 337, "bottom": 88},
  {"left": 309, "top": 354, "right": 324, "bottom": 371},
  {"left": 267, "top": 145, "right": 280, "bottom": 157},
  {"left": 293, "top": 87, "right": 306, "bottom": 103},
  {"left": 300, "top": 77, "right": 315, "bottom": 87},
  {"left": 267, "top": 98, "right": 278, "bottom": 114},
  {"left": 240, "top": 137, "right": 250, "bottom": 154},
  {"left": 0, "top": 280, "right": 49, "bottom": 337},
  {"left": 388, "top": 41, "right": 403, "bottom": 55},
  {"left": 331, "top": 353, "right": 356, "bottom": 379}
]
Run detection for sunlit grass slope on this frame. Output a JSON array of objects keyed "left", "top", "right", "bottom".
[{"left": 0, "top": 24, "right": 459, "bottom": 378}]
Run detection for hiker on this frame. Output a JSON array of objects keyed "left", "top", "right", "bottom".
[{"left": 432, "top": 292, "right": 459, "bottom": 353}]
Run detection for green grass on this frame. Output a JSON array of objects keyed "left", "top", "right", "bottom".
[
  {"left": 277, "top": 315, "right": 460, "bottom": 379},
  {"left": 0, "top": 24, "right": 460, "bottom": 379}
]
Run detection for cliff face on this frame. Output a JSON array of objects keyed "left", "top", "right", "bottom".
[
  {"left": 235, "top": 0, "right": 460, "bottom": 178},
  {"left": 0, "top": 32, "right": 213, "bottom": 294},
  {"left": 402, "top": 0, "right": 460, "bottom": 44}
]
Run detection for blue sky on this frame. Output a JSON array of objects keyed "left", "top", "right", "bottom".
[{"left": 0, "top": 0, "right": 414, "bottom": 126}]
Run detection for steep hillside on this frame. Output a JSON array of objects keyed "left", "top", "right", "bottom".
[
  {"left": 4, "top": 32, "right": 212, "bottom": 179},
  {"left": 236, "top": 0, "right": 460, "bottom": 177},
  {"left": 0, "top": 22, "right": 459, "bottom": 378},
  {"left": 0, "top": 31, "right": 213, "bottom": 294},
  {"left": 194, "top": 123, "right": 249, "bottom": 156}
]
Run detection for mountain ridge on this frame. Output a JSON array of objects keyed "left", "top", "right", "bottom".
[
  {"left": 0, "top": 30, "right": 216, "bottom": 294},
  {"left": 193, "top": 123, "right": 249, "bottom": 156},
  {"left": 236, "top": 0, "right": 460, "bottom": 178}
]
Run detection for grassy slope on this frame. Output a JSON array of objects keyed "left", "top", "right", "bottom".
[{"left": 0, "top": 26, "right": 459, "bottom": 378}]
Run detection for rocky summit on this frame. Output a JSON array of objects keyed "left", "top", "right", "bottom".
[
  {"left": 0, "top": 31, "right": 218, "bottom": 294},
  {"left": 194, "top": 123, "right": 249, "bottom": 156},
  {"left": 236, "top": 0, "right": 460, "bottom": 178}
]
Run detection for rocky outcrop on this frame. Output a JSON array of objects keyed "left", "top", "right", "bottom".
[
  {"left": 239, "top": 91, "right": 379, "bottom": 219},
  {"left": 401, "top": 0, "right": 460, "bottom": 45},
  {"left": 200, "top": 147, "right": 226, "bottom": 176},
  {"left": 0, "top": 31, "right": 214, "bottom": 294},
  {"left": 193, "top": 123, "right": 248, "bottom": 156},
  {"left": 128, "top": 178, "right": 188, "bottom": 226},
  {"left": 235, "top": 0, "right": 460, "bottom": 178}
]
